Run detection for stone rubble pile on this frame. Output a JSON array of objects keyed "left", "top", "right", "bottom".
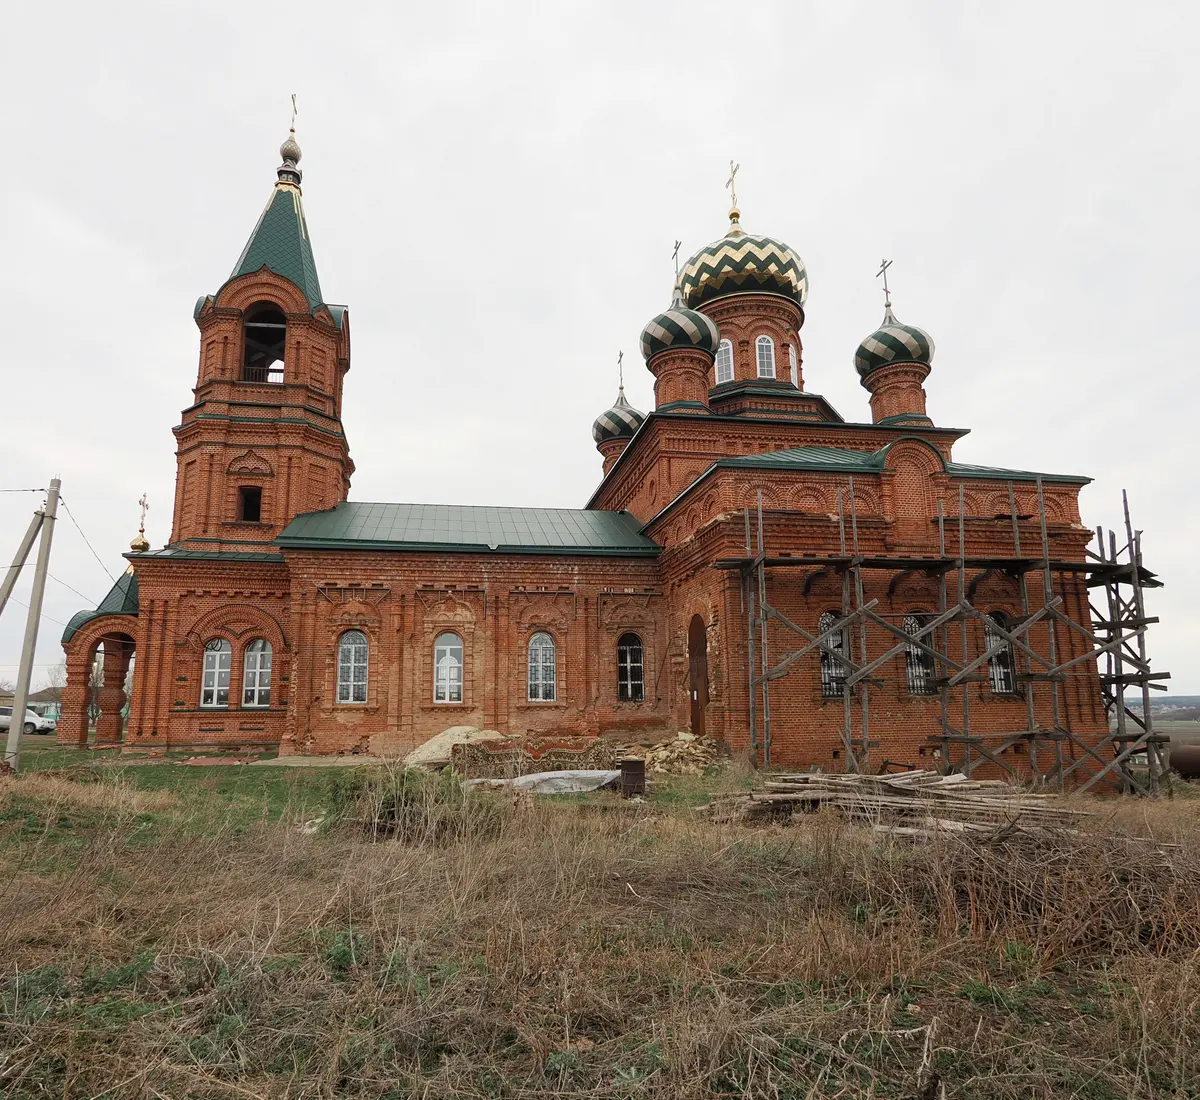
[{"left": 620, "top": 731, "right": 722, "bottom": 776}]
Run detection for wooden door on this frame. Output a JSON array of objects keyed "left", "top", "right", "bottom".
[{"left": 688, "top": 614, "right": 708, "bottom": 738}]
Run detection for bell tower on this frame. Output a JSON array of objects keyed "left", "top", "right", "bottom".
[{"left": 171, "top": 126, "right": 353, "bottom": 551}]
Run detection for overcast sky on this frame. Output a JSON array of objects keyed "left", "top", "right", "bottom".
[{"left": 2, "top": 1, "right": 1196, "bottom": 696}]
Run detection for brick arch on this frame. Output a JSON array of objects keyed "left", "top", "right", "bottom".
[
  {"left": 743, "top": 485, "right": 780, "bottom": 509},
  {"left": 182, "top": 602, "right": 289, "bottom": 653},
  {"left": 789, "top": 486, "right": 827, "bottom": 512},
  {"left": 62, "top": 614, "right": 138, "bottom": 661},
  {"left": 214, "top": 270, "right": 312, "bottom": 316},
  {"left": 59, "top": 615, "right": 139, "bottom": 747}
]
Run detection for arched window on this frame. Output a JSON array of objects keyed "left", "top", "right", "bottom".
[
  {"left": 755, "top": 335, "right": 776, "bottom": 379},
  {"left": 788, "top": 344, "right": 799, "bottom": 387},
  {"left": 528, "top": 632, "right": 557, "bottom": 702},
  {"left": 434, "top": 632, "right": 463, "bottom": 703},
  {"left": 617, "top": 633, "right": 644, "bottom": 702},
  {"left": 904, "top": 614, "right": 938, "bottom": 696},
  {"left": 715, "top": 339, "right": 734, "bottom": 385},
  {"left": 200, "top": 639, "right": 231, "bottom": 708},
  {"left": 242, "top": 639, "right": 272, "bottom": 707},
  {"left": 985, "top": 612, "right": 1017, "bottom": 694},
  {"left": 817, "top": 611, "right": 847, "bottom": 698},
  {"left": 337, "top": 630, "right": 368, "bottom": 704},
  {"left": 242, "top": 303, "right": 287, "bottom": 383}
]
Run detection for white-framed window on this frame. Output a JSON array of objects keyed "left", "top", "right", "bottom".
[
  {"left": 756, "top": 335, "right": 776, "bottom": 379},
  {"left": 337, "top": 630, "right": 369, "bottom": 704},
  {"left": 904, "top": 614, "right": 938, "bottom": 696},
  {"left": 788, "top": 344, "right": 799, "bottom": 387},
  {"left": 434, "top": 632, "right": 463, "bottom": 703},
  {"left": 617, "top": 632, "right": 644, "bottom": 702},
  {"left": 985, "top": 613, "right": 1018, "bottom": 694},
  {"left": 817, "top": 611, "right": 847, "bottom": 698},
  {"left": 528, "top": 632, "right": 557, "bottom": 702},
  {"left": 242, "top": 639, "right": 272, "bottom": 707},
  {"left": 715, "top": 339, "right": 734, "bottom": 385},
  {"left": 200, "top": 638, "right": 232, "bottom": 708}
]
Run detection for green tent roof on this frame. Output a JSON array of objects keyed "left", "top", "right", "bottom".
[
  {"left": 277, "top": 502, "right": 661, "bottom": 557},
  {"left": 61, "top": 569, "right": 139, "bottom": 644},
  {"left": 230, "top": 184, "right": 324, "bottom": 308}
]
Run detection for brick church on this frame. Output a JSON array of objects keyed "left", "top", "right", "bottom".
[{"left": 58, "top": 129, "right": 1109, "bottom": 770}]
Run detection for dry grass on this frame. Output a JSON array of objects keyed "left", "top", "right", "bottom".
[{"left": 2, "top": 768, "right": 1200, "bottom": 1098}]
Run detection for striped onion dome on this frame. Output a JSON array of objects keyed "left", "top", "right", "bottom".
[
  {"left": 592, "top": 385, "right": 646, "bottom": 445},
  {"left": 679, "top": 210, "right": 808, "bottom": 310},
  {"left": 640, "top": 285, "right": 720, "bottom": 362},
  {"left": 854, "top": 304, "right": 935, "bottom": 377}
]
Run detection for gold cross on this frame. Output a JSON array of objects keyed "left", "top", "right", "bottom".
[
  {"left": 290, "top": 93, "right": 298, "bottom": 131},
  {"left": 138, "top": 493, "right": 149, "bottom": 534},
  {"left": 672, "top": 239, "right": 681, "bottom": 277},
  {"left": 876, "top": 258, "right": 893, "bottom": 307},
  {"left": 617, "top": 350, "right": 624, "bottom": 389},
  {"left": 726, "top": 160, "right": 740, "bottom": 209}
]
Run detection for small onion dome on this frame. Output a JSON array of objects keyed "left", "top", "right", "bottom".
[
  {"left": 280, "top": 129, "right": 302, "bottom": 164},
  {"left": 592, "top": 386, "right": 645, "bottom": 445},
  {"left": 679, "top": 211, "right": 808, "bottom": 310},
  {"left": 854, "top": 304, "right": 935, "bottom": 377},
  {"left": 640, "top": 286, "right": 720, "bottom": 362}
]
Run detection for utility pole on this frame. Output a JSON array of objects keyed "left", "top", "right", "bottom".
[
  {"left": 0, "top": 509, "right": 44, "bottom": 620},
  {"left": 4, "top": 477, "right": 61, "bottom": 771}
]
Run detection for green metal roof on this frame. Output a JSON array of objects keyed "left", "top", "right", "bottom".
[
  {"left": 129, "top": 548, "right": 286, "bottom": 562},
  {"left": 61, "top": 569, "right": 139, "bottom": 644},
  {"left": 230, "top": 184, "right": 323, "bottom": 308},
  {"left": 277, "top": 502, "right": 661, "bottom": 556},
  {"left": 718, "top": 445, "right": 1090, "bottom": 484}
]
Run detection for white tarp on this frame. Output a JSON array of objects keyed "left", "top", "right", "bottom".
[{"left": 463, "top": 769, "right": 622, "bottom": 794}]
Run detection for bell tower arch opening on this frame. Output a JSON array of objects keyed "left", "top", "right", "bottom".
[{"left": 242, "top": 303, "right": 287, "bottom": 382}]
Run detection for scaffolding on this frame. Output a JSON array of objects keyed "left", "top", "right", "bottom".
[{"left": 720, "top": 482, "right": 1169, "bottom": 793}]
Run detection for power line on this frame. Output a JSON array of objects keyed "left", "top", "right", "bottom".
[
  {"left": 0, "top": 488, "right": 46, "bottom": 494},
  {"left": 6, "top": 594, "right": 67, "bottom": 628},
  {"left": 47, "top": 572, "right": 98, "bottom": 605},
  {"left": 58, "top": 497, "right": 118, "bottom": 585}
]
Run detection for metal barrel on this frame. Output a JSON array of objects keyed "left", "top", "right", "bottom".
[
  {"left": 1168, "top": 743, "right": 1200, "bottom": 780},
  {"left": 618, "top": 757, "right": 646, "bottom": 798}
]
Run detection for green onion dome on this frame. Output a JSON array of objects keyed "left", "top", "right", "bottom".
[
  {"left": 679, "top": 209, "right": 808, "bottom": 310},
  {"left": 640, "top": 285, "right": 721, "bottom": 362},
  {"left": 854, "top": 303, "right": 935, "bottom": 377},
  {"left": 592, "top": 386, "right": 646, "bottom": 445}
]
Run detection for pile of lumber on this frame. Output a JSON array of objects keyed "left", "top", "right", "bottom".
[{"left": 700, "top": 769, "right": 1090, "bottom": 838}]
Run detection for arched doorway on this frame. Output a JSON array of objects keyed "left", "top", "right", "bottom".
[
  {"left": 688, "top": 614, "right": 709, "bottom": 738},
  {"left": 59, "top": 625, "right": 136, "bottom": 747}
]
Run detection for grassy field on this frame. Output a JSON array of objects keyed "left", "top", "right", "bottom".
[{"left": 3, "top": 748, "right": 1200, "bottom": 1099}]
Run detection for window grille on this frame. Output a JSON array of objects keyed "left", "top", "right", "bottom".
[
  {"left": 201, "top": 638, "right": 231, "bottom": 707},
  {"left": 755, "top": 335, "right": 776, "bottom": 379},
  {"left": 528, "top": 632, "right": 557, "bottom": 701},
  {"left": 817, "top": 611, "right": 847, "bottom": 698},
  {"left": 337, "top": 630, "right": 369, "bottom": 704},
  {"left": 985, "top": 613, "right": 1018, "bottom": 694},
  {"left": 715, "top": 339, "right": 734, "bottom": 384},
  {"left": 434, "top": 632, "right": 463, "bottom": 703},
  {"left": 242, "top": 639, "right": 272, "bottom": 707},
  {"left": 617, "top": 632, "right": 644, "bottom": 702},
  {"left": 904, "top": 614, "right": 938, "bottom": 695}
]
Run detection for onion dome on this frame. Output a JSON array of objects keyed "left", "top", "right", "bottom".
[
  {"left": 854, "top": 303, "right": 935, "bottom": 377},
  {"left": 640, "top": 284, "right": 721, "bottom": 362},
  {"left": 679, "top": 209, "right": 808, "bottom": 310},
  {"left": 592, "top": 385, "right": 645, "bottom": 445}
]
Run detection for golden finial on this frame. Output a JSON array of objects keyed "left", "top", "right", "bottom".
[{"left": 130, "top": 493, "right": 150, "bottom": 553}]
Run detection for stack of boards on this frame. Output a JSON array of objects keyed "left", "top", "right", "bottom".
[{"left": 701, "top": 769, "right": 1091, "bottom": 839}]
